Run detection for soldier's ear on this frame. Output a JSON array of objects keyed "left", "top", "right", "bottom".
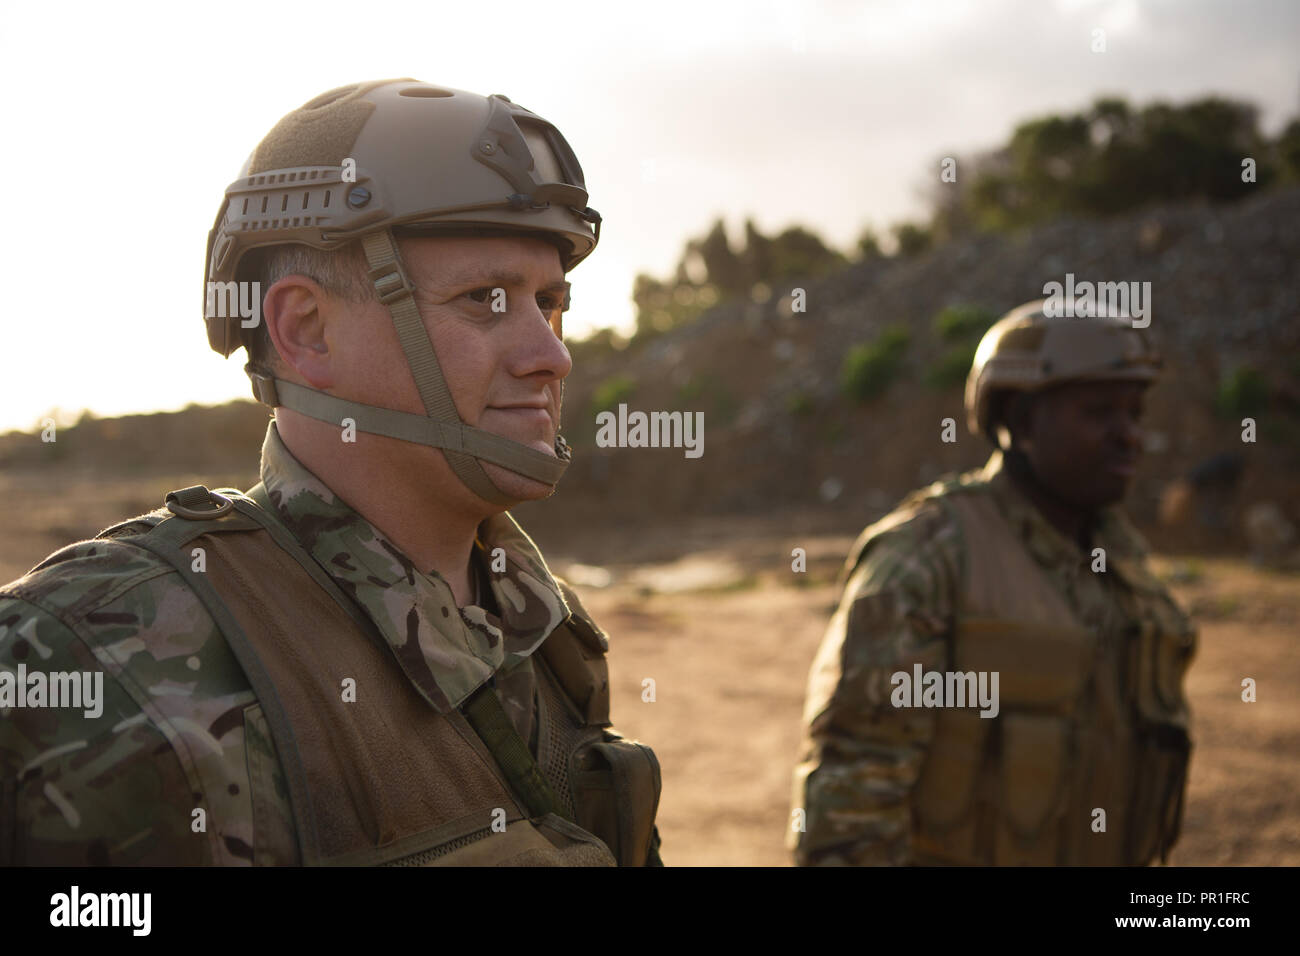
[{"left": 263, "top": 275, "right": 335, "bottom": 388}]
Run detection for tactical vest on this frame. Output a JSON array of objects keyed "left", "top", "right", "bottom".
[
  {"left": 887, "top": 482, "right": 1195, "bottom": 866},
  {"left": 102, "top": 484, "right": 662, "bottom": 867}
]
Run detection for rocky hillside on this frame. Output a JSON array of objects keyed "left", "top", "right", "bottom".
[
  {"left": 534, "top": 185, "right": 1300, "bottom": 553},
  {"left": 3, "top": 187, "right": 1296, "bottom": 556}
]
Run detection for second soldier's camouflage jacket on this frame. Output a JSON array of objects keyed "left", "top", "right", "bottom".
[
  {"left": 0, "top": 422, "right": 656, "bottom": 865},
  {"left": 790, "top": 449, "right": 1197, "bottom": 866}
]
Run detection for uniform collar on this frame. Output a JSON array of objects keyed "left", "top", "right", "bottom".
[
  {"left": 255, "top": 422, "right": 571, "bottom": 713},
  {"left": 978, "top": 448, "right": 1148, "bottom": 573}
]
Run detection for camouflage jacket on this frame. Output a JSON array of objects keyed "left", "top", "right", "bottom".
[
  {"left": 0, "top": 422, "right": 625, "bottom": 865},
  {"left": 790, "top": 449, "right": 1194, "bottom": 865}
]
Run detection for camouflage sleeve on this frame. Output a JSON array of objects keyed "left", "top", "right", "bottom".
[
  {"left": 790, "top": 501, "right": 962, "bottom": 865},
  {"left": 1, "top": 537, "right": 266, "bottom": 865},
  {"left": 0, "top": 590, "right": 209, "bottom": 865}
]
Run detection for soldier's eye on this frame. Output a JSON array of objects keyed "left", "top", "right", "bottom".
[{"left": 465, "top": 288, "right": 493, "bottom": 304}]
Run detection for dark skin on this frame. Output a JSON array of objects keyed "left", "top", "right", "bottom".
[{"left": 999, "top": 380, "right": 1148, "bottom": 550}]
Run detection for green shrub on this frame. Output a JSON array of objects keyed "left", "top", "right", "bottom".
[
  {"left": 893, "top": 223, "right": 932, "bottom": 257},
  {"left": 671, "top": 377, "right": 735, "bottom": 424},
  {"left": 821, "top": 420, "right": 847, "bottom": 445},
  {"left": 1214, "top": 366, "right": 1269, "bottom": 417},
  {"left": 933, "top": 304, "right": 999, "bottom": 342},
  {"left": 856, "top": 228, "right": 883, "bottom": 260},
  {"left": 925, "top": 344, "right": 978, "bottom": 388},
  {"left": 674, "top": 378, "right": 705, "bottom": 404},
  {"left": 592, "top": 375, "right": 637, "bottom": 412},
  {"left": 840, "top": 326, "right": 910, "bottom": 401},
  {"left": 786, "top": 391, "right": 815, "bottom": 416},
  {"left": 710, "top": 386, "right": 739, "bottom": 427}
]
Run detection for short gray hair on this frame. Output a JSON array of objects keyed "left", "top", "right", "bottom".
[{"left": 242, "top": 241, "right": 374, "bottom": 369}]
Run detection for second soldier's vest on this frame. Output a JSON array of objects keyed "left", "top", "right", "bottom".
[
  {"left": 902, "top": 481, "right": 1195, "bottom": 866},
  {"left": 103, "top": 484, "right": 662, "bottom": 867}
]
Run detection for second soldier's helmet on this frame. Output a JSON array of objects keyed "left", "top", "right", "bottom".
[
  {"left": 203, "top": 79, "right": 601, "bottom": 504},
  {"left": 965, "top": 299, "right": 1163, "bottom": 444}
]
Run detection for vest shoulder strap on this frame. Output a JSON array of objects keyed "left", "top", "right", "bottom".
[
  {"left": 461, "top": 683, "right": 570, "bottom": 821},
  {"left": 105, "top": 485, "right": 331, "bottom": 865}
]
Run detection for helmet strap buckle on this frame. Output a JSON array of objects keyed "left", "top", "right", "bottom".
[
  {"left": 245, "top": 365, "right": 282, "bottom": 407},
  {"left": 367, "top": 260, "right": 415, "bottom": 305}
]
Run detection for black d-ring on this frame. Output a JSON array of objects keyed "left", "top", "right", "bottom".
[{"left": 165, "top": 487, "right": 234, "bottom": 520}]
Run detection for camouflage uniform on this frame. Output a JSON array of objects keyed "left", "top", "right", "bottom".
[
  {"left": 790, "top": 448, "right": 1196, "bottom": 866},
  {"left": 0, "top": 422, "right": 656, "bottom": 865}
]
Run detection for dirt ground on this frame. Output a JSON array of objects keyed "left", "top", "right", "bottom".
[
  {"left": 2, "top": 473, "right": 1297, "bottom": 866},
  {"left": 568, "top": 549, "right": 1300, "bottom": 866}
]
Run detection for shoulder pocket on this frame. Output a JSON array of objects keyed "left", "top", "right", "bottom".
[{"left": 570, "top": 737, "right": 662, "bottom": 867}]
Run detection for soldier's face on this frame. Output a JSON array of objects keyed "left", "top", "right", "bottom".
[
  {"left": 1016, "top": 380, "right": 1147, "bottom": 509},
  {"left": 342, "top": 235, "right": 573, "bottom": 502}
]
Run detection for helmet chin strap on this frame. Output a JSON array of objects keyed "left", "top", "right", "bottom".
[{"left": 246, "top": 229, "right": 570, "bottom": 505}]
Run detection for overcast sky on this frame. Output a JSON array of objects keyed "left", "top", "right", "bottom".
[{"left": 0, "top": 0, "right": 1295, "bottom": 432}]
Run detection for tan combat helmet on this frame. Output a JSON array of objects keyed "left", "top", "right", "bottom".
[
  {"left": 965, "top": 299, "right": 1163, "bottom": 443},
  {"left": 204, "top": 79, "right": 601, "bottom": 504}
]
